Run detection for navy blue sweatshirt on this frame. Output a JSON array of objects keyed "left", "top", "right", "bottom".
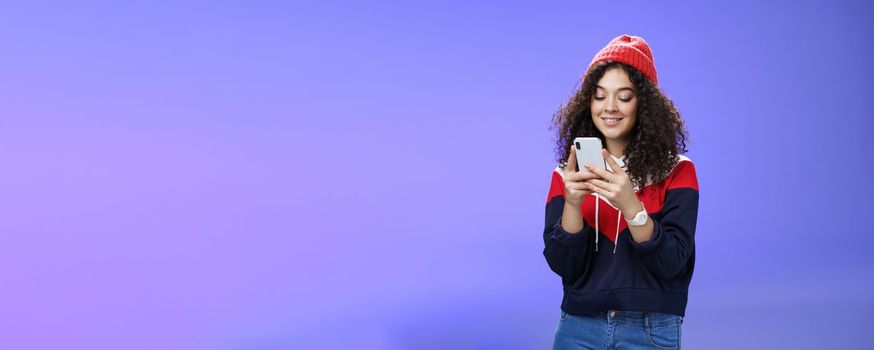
[{"left": 543, "top": 155, "right": 699, "bottom": 317}]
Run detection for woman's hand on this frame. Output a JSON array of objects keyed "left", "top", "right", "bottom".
[
  {"left": 563, "top": 146, "right": 602, "bottom": 207},
  {"left": 582, "top": 149, "right": 642, "bottom": 216}
]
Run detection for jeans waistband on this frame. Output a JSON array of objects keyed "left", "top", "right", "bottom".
[{"left": 583, "top": 309, "right": 682, "bottom": 326}]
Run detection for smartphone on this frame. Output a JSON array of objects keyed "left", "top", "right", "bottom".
[{"left": 573, "top": 137, "right": 605, "bottom": 173}]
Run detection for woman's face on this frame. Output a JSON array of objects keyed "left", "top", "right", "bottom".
[{"left": 590, "top": 67, "right": 638, "bottom": 144}]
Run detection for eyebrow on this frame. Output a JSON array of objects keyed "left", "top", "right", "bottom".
[{"left": 595, "top": 85, "right": 635, "bottom": 93}]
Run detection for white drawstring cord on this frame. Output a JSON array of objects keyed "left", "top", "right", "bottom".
[
  {"left": 593, "top": 193, "right": 620, "bottom": 254},
  {"left": 591, "top": 154, "right": 630, "bottom": 254},
  {"left": 614, "top": 210, "right": 620, "bottom": 254},
  {"left": 594, "top": 195, "right": 599, "bottom": 252}
]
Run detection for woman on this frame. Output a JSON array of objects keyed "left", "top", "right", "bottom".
[{"left": 543, "top": 34, "right": 699, "bottom": 349}]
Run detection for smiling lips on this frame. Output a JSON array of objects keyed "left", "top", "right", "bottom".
[{"left": 601, "top": 116, "right": 624, "bottom": 127}]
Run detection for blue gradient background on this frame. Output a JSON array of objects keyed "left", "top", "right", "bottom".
[{"left": 1, "top": 1, "right": 872, "bottom": 349}]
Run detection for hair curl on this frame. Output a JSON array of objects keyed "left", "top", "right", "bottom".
[{"left": 551, "top": 61, "right": 689, "bottom": 188}]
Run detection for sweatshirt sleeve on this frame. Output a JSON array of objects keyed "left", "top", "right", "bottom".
[
  {"left": 542, "top": 169, "right": 593, "bottom": 282},
  {"left": 628, "top": 160, "right": 699, "bottom": 279}
]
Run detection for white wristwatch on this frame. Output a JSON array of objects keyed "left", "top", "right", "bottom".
[{"left": 624, "top": 206, "right": 648, "bottom": 227}]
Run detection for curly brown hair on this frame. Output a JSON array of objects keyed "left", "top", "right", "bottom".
[{"left": 551, "top": 61, "right": 689, "bottom": 188}]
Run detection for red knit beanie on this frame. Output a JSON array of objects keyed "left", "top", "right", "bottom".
[{"left": 587, "top": 34, "right": 658, "bottom": 86}]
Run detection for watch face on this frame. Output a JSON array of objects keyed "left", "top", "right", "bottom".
[{"left": 629, "top": 211, "right": 647, "bottom": 226}]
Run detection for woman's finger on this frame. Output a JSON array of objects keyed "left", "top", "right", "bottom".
[
  {"left": 566, "top": 182, "right": 589, "bottom": 191},
  {"left": 602, "top": 149, "right": 627, "bottom": 176},
  {"left": 584, "top": 162, "right": 617, "bottom": 182},
  {"left": 578, "top": 170, "right": 602, "bottom": 181},
  {"left": 584, "top": 182, "right": 611, "bottom": 198},
  {"left": 565, "top": 170, "right": 599, "bottom": 183},
  {"left": 586, "top": 178, "right": 620, "bottom": 192},
  {"left": 565, "top": 146, "right": 578, "bottom": 173}
]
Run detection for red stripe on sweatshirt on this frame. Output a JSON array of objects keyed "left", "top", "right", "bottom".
[{"left": 545, "top": 158, "right": 698, "bottom": 243}]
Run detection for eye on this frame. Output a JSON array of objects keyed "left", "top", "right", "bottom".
[
  {"left": 619, "top": 96, "right": 634, "bottom": 102},
  {"left": 594, "top": 96, "right": 606, "bottom": 101}
]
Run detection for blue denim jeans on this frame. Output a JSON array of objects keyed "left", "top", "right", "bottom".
[{"left": 553, "top": 309, "right": 683, "bottom": 349}]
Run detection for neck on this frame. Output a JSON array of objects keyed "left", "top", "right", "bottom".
[{"left": 605, "top": 138, "right": 629, "bottom": 158}]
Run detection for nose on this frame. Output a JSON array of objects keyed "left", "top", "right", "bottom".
[{"left": 604, "top": 98, "right": 618, "bottom": 114}]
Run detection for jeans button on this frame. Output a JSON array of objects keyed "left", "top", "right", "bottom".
[{"left": 609, "top": 310, "right": 616, "bottom": 317}]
